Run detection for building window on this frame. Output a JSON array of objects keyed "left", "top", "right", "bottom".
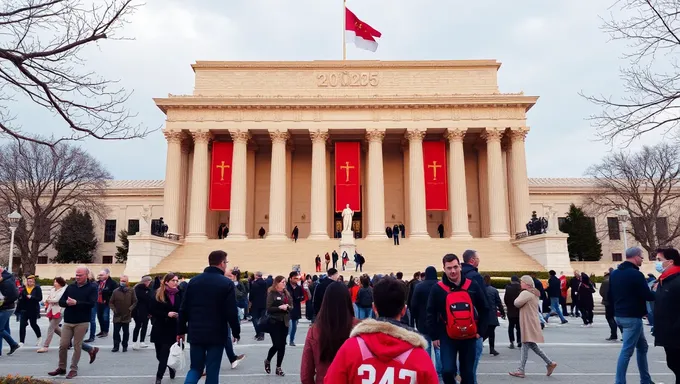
[
  {"left": 128, "top": 219, "right": 140, "bottom": 236},
  {"left": 608, "top": 217, "right": 621, "bottom": 240},
  {"left": 612, "top": 253, "right": 623, "bottom": 262},
  {"left": 102, "top": 255, "right": 113, "bottom": 264},
  {"left": 37, "top": 256, "right": 48, "bottom": 264},
  {"left": 558, "top": 217, "right": 566, "bottom": 232},
  {"left": 104, "top": 220, "right": 116, "bottom": 243},
  {"left": 586, "top": 217, "right": 596, "bottom": 231},
  {"left": 657, "top": 217, "right": 669, "bottom": 244}
]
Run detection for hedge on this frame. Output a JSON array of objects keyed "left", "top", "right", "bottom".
[{"left": 0, "top": 376, "right": 54, "bottom": 384}]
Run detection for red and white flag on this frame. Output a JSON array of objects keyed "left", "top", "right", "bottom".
[{"left": 345, "top": 7, "right": 382, "bottom": 52}]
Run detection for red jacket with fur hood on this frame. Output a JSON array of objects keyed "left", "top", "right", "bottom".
[{"left": 324, "top": 318, "right": 438, "bottom": 384}]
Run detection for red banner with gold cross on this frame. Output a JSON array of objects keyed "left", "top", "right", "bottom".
[
  {"left": 209, "top": 141, "right": 233, "bottom": 210},
  {"left": 335, "top": 142, "right": 361, "bottom": 212},
  {"left": 423, "top": 141, "right": 448, "bottom": 210}
]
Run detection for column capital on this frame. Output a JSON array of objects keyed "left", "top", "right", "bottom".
[
  {"left": 405, "top": 129, "right": 426, "bottom": 142},
  {"left": 180, "top": 141, "right": 192, "bottom": 154},
  {"left": 309, "top": 129, "right": 329, "bottom": 143},
  {"left": 366, "top": 129, "right": 385, "bottom": 143},
  {"left": 445, "top": 128, "right": 467, "bottom": 143},
  {"left": 229, "top": 130, "right": 251, "bottom": 144},
  {"left": 164, "top": 130, "right": 184, "bottom": 144},
  {"left": 191, "top": 130, "right": 212, "bottom": 144},
  {"left": 481, "top": 128, "right": 504, "bottom": 143},
  {"left": 269, "top": 129, "right": 290, "bottom": 144},
  {"left": 509, "top": 127, "right": 529, "bottom": 142}
]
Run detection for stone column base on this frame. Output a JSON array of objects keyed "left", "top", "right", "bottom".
[
  {"left": 185, "top": 234, "right": 208, "bottom": 243},
  {"left": 266, "top": 233, "right": 288, "bottom": 241},
  {"left": 124, "top": 235, "right": 181, "bottom": 281},
  {"left": 307, "top": 233, "right": 330, "bottom": 240},
  {"left": 408, "top": 232, "right": 431, "bottom": 239},
  {"left": 450, "top": 233, "right": 473, "bottom": 240},
  {"left": 225, "top": 233, "right": 248, "bottom": 241},
  {"left": 488, "top": 233, "right": 510, "bottom": 241},
  {"left": 365, "top": 233, "right": 387, "bottom": 241},
  {"left": 512, "top": 232, "right": 573, "bottom": 273}
]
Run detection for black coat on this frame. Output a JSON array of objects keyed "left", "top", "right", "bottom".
[
  {"left": 577, "top": 283, "right": 595, "bottom": 310},
  {"left": 569, "top": 277, "right": 580, "bottom": 296},
  {"left": 533, "top": 277, "right": 547, "bottom": 301},
  {"left": 150, "top": 290, "right": 183, "bottom": 345},
  {"left": 133, "top": 283, "right": 153, "bottom": 319},
  {"left": 286, "top": 282, "right": 304, "bottom": 321},
  {"left": 97, "top": 277, "right": 119, "bottom": 304},
  {"left": 0, "top": 270, "right": 18, "bottom": 311},
  {"left": 178, "top": 266, "right": 241, "bottom": 345},
  {"left": 609, "top": 261, "right": 655, "bottom": 318},
  {"left": 312, "top": 277, "right": 333, "bottom": 315},
  {"left": 411, "top": 267, "right": 438, "bottom": 336},
  {"left": 485, "top": 285, "right": 505, "bottom": 327},
  {"left": 249, "top": 278, "right": 268, "bottom": 311},
  {"left": 503, "top": 282, "right": 522, "bottom": 318},
  {"left": 17, "top": 285, "right": 42, "bottom": 316},
  {"left": 546, "top": 276, "right": 562, "bottom": 298},
  {"left": 653, "top": 272, "right": 680, "bottom": 348}
]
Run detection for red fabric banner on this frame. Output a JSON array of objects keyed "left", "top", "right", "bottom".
[
  {"left": 423, "top": 141, "right": 449, "bottom": 211},
  {"left": 209, "top": 142, "right": 233, "bottom": 211},
  {"left": 335, "top": 142, "right": 361, "bottom": 212}
]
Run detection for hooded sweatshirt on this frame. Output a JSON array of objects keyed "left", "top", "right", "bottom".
[
  {"left": 325, "top": 318, "right": 438, "bottom": 384},
  {"left": 410, "top": 266, "right": 438, "bottom": 335}
]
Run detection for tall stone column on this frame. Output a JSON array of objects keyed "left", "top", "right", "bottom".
[
  {"left": 510, "top": 128, "right": 531, "bottom": 237},
  {"left": 406, "top": 129, "right": 429, "bottom": 238},
  {"left": 186, "top": 131, "right": 212, "bottom": 242},
  {"left": 446, "top": 129, "right": 472, "bottom": 238},
  {"left": 162, "top": 130, "right": 183, "bottom": 235},
  {"left": 483, "top": 128, "right": 510, "bottom": 240},
  {"left": 227, "top": 130, "right": 251, "bottom": 240},
  {"left": 308, "top": 129, "right": 329, "bottom": 239},
  {"left": 267, "top": 130, "right": 289, "bottom": 240},
  {"left": 366, "top": 129, "right": 386, "bottom": 239},
  {"left": 178, "top": 141, "right": 191, "bottom": 237}
]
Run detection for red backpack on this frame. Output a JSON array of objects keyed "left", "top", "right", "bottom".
[{"left": 438, "top": 280, "right": 478, "bottom": 340}]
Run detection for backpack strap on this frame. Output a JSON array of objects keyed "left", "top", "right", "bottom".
[
  {"left": 461, "top": 279, "right": 472, "bottom": 291},
  {"left": 438, "top": 281, "right": 448, "bottom": 292},
  {"left": 356, "top": 337, "right": 375, "bottom": 361}
]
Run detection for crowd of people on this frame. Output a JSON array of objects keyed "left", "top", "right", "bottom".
[{"left": 0, "top": 245, "right": 678, "bottom": 383}]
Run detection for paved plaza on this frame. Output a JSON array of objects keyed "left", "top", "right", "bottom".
[{"left": 0, "top": 315, "right": 674, "bottom": 383}]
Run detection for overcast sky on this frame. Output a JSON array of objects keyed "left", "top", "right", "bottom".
[{"left": 6, "top": 0, "right": 667, "bottom": 180}]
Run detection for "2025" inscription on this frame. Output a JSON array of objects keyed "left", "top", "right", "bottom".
[{"left": 316, "top": 72, "right": 379, "bottom": 87}]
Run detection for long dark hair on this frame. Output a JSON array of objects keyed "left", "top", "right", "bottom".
[{"left": 316, "top": 282, "right": 355, "bottom": 363}]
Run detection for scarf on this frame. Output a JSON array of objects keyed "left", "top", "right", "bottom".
[
  {"left": 26, "top": 286, "right": 34, "bottom": 295},
  {"left": 659, "top": 264, "right": 680, "bottom": 283},
  {"left": 97, "top": 280, "right": 106, "bottom": 304},
  {"left": 166, "top": 286, "right": 179, "bottom": 305}
]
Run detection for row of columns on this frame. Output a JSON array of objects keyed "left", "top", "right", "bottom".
[{"left": 163, "top": 127, "right": 531, "bottom": 241}]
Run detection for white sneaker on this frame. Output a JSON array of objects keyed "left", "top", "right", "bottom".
[
  {"left": 36, "top": 337, "right": 42, "bottom": 347},
  {"left": 132, "top": 342, "right": 140, "bottom": 350},
  {"left": 18, "top": 342, "right": 24, "bottom": 347},
  {"left": 140, "top": 342, "right": 148, "bottom": 348},
  {"left": 231, "top": 354, "right": 246, "bottom": 369}
]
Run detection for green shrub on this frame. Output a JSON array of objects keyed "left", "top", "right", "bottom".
[{"left": 0, "top": 376, "right": 55, "bottom": 384}]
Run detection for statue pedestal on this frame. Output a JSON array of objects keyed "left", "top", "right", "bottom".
[
  {"left": 512, "top": 233, "right": 573, "bottom": 274},
  {"left": 339, "top": 231, "right": 356, "bottom": 271}
]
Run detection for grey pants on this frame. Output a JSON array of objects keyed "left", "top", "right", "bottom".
[{"left": 518, "top": 342, "right": 553, "bottom": 373}]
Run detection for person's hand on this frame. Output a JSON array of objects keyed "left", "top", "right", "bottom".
[
  {"left": 476, "top": 334, "right": 480, "bottom": 339},
  {"left": 432, "top": 340, "right": 440, "bottom": 349},
  {"left": 233, "top": 336, "right": 240, "bottom": 344},
  {"left": 278, "top": 304, "right": 288, "bottom": 310},
  {"left": 168, "top": 311, "right": 178, "bottom": 318},
  {"left": 502, "top": 315, "right": 507, "bottom": 320},
  {"left": 66, "top": 297, "right": 77, "bottom": 306},
  {"left": 176, "top": 335, "right": 185, "bottom": 343}
]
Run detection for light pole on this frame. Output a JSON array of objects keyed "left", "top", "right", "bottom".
[
  {"left": 616, "top": 209, "right": 630, "bottom": 251},
  {"left": 7, "top": 210, "right": 21, "bottom": 274}
]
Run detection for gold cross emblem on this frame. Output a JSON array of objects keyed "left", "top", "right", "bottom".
[
  {"left": 428, "top": 161, "right": 442, "bottom": 181},
  {"left": 340, "top": 161, "right": 355, "bottom": 183},
  {"left": 216, "top": 160, "right": 230, "bottom": 181}
]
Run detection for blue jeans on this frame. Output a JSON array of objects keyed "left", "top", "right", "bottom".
[
  {"left": 439, "top": 336, "right": 477, "bottom": 384},
  {"left": 357, "top": 307, "right": 372, "bottom": 320},
  {"left": 289, "top": 319, "right": 298, "bottom": 344},
  {"left": 96, "top": 302, "right": 110, "bottom": 333},
  {"left": 473, "top": 337, "right": 483, "bottom": 383},
  {"left": 184, "top": 344, "right": 223, "bottom": 384},
  {"left": 615, "top": 317, "right": 652, "bottom": 384},
  {"left": 89, "top": 305, "right": 97, "bottom": 340},
  {"left": 224, "top": 326, "right": 236, "bottom": 363},
  {"left": 424, "top": 336, "right": 443, "bottom": 378},
  {"left": 544, "top": 297, "right": 567, "bottom": 323},
  {"left": 0, "top": 309, "right": 19, "bottom": 355}
]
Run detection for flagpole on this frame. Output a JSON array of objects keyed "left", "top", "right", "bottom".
[{"left": 342, "top": 0, "right": 346, "bottom": 60}]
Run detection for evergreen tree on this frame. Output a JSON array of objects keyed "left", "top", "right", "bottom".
[
  {"left": 53, "top": 209, "right": 97, "bottom": 263},
  {"left": 115, "top": 230, "right": 129, "bottom": 263},
  {"left": 559, "top": 204, "right": 603, "bottom": 261}
]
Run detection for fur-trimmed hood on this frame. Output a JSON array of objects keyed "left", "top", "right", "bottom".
[{"left": 349, "top": 319, "right": 427, "bottom": 362}]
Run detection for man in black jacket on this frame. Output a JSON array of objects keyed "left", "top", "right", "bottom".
[
  {"left": 132, "top": 276, "right": 153, "bottom": 350},
  {"left": 312, "top": 268, "right": 339, "bottom": 316},
  {"left": 544, "top": 270, "right": 568, "bottom": 324},
  {"left": 0, "top": 266, "right": 20, "bottom": 356},
  {"left": 286, "top": 271, "right": 304, "bottom": 346},
  {"left": 249, "top": 272, "right": 268, "bottom": 341},
  {"left": 178, "top": 250, "right": 241, "bottom": 384},
  {"left": 504, "top": 276, "right": 522, "bottom": 349},
  {"left": 462, "top": 249, "right": 489, "bottom": 382},
  {"left": 569, "top": 271, "right": 581, "bottom": 317},
  {"left": 331, "top": 250, "right": 339, "bottom": 270},
  {"left": 427, "top": 254, "right": 489, "bottom": 384},
  {"left": 95, "top": 268, "right": 119, "bottom": 338},
  {"left": 410, "top": 266, "right": 441, "bottom": 376}
]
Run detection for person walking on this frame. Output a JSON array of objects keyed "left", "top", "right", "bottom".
[
  {"left": 543, "top": 270, "right": 568, "bottom": 324},
  {"left": 569, "top": 271, "right": 581, "bottom": 317},
  {"left": 331, "top": 250, "right": 339, "bottom": 270},
  {"left": 249, "top": 271, "right": 268, "bottom": 341},
  {"left": 392, "top": 224, "right": 400, "bottom": 245},
  {"left": 411, "top": 266, "right": 442, "bottom": 379},
  {"left": 132, "top": 276, "right": 153, "bottom": 350},
  {"left": 461, "top": 249, "right": 488, "bottom": 383},
  {"left": 0, "top": 266, "right": 21, "bottom": 356},
  {"left": 355, "top": 275, "right": 373, "bottom": 320},
  {"left": 315, "top": 255, "right": 322, "bottom": 273},
  {"left": 287, "top": 271, "right": 304, "bottom": 347},
  {"left": 109, "top": 275, "right": 137, "bottom": 352},
  {"left": 37, "top": 277, "right": 66, "bottom": 353},
  {"left": 609, "top": 247, "right": 656, "bottom": 384},
  {"left": 577, "top": 273, "right": 595, "bottom": 327},
  {"left": 85, "top": 270, "right": 97, "bottom": 343},
  {"left": 600, "top": 269, "right": 621, "bottom": 341},
  {"left": 653, "top": 247, "right": 680, "bottom": 381},
  {"left": 48, "top": 266, "right": 98, "bottom": 379},
  {"left": 149, "top": 273, "right": 183, "bottom": 384},
  {"left": 265, "top": 275, "right": 293, "bottom": 377},
  {"left": 483, "top": 274, "right": 505, "bottom": 356},
  {"left": 17, "top": 275, "right": 42, "bottom": 347},
  {"left": 301, "top": 281, "right": 358, "bottom": 384},
  {"left": 95, "top": 268, "right": 118, "bottom": 338},
  {"left": 178, "top": 250, "right": 241, "bottom": 384},
  {"left": 504, "top": 276, "right": 522, "bottom": 349},
  {"left": 324, "top": 253, "right": 331, "bottom": 271},
  {"left": 508, "top": 276, "right": 557, "bottom": 378}
]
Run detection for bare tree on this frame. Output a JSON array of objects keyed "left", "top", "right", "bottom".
[
  {"left": 585, "top": 142, "right": 680, "bottom": 255},
  {"left": 0, "top": 0, "right": 149, "bottom": 146},
  {"left": 0, "top": 140, "right": 111, "bottom": 274},
  {"left": 583, "top": 0, "right": 680, "bottom": 144}
]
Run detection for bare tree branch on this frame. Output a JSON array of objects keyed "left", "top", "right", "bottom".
[{"left": 0, "top": 0, "right": 152, "bottom": 146}]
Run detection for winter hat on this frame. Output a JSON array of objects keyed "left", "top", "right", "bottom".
[
  {"left": 520, "top": 275, "right": 535, "bottom": 288},
  {"left": 510, "top": 275, "right": 520, "bottom": 283}
]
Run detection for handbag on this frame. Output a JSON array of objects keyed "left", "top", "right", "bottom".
[{"left": 257, "top": 312, "right": 273, "bottom": 334}]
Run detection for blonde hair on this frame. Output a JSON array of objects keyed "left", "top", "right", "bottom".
[{"left": 156, "top": 273, "right": 177, "bottom": 303}]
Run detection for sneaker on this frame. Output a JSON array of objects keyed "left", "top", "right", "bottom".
[
  {"left": 97, "top": 332, "right": 108, "bottom": 338},
  {"left": 231, "top": 354, "right": 246, "bottom": 369},
  {"left": 18, "top": 342, "right": 24, "bottom": 348},
  {"left": 36, "top": 337, "right": 42, "bottom": 347},
  {"left": 132, "top": 342, "right": 140, "bottom": 350},
  {"left": 560, "top": 320, "right": 569, "bottom": 325},
  {"left": 289, "top": 342, "right": 296, "bottom": 347},
  {"left": 84, "top": 338, "right": 95, "bottom": 343},
  {"left": 169, "top": 367, "right": 176, "bottom": 379},
  {"left": 9, "top": 344, "right": 20, "bottom": 355},
  {"left": 491, "top": 350, "right": 500, "bottom": 356},
  {"left": 606, "top": 337, "right": 618, "bottom": 341},
  {"left": 140, "top": 342, "right": 148, "bottom": 348},
  {"left": 508, "top": 343, "right": 515, "bottom": 349}
]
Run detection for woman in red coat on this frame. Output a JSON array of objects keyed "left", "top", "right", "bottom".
[{"left": 301, "top": 282, "right": 358, "bottom": 384}]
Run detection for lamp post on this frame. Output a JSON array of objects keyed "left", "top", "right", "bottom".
[
  {"left": 616, "top": 209, "right": 630, "bottom": 250},
  {"left": 7, "top": 210, "right": 21, "bottom": 274}
]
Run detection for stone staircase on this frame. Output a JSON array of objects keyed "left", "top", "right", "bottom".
[{"left": 151, "top": 237, "right": 544, "bottom": 275}]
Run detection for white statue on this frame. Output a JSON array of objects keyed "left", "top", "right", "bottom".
[
  {"left": 342, "top": 204, "right": 354, "bottom": 233},
  {"left": 139, "top": 206, "right": 151, "bottom": 235}
]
